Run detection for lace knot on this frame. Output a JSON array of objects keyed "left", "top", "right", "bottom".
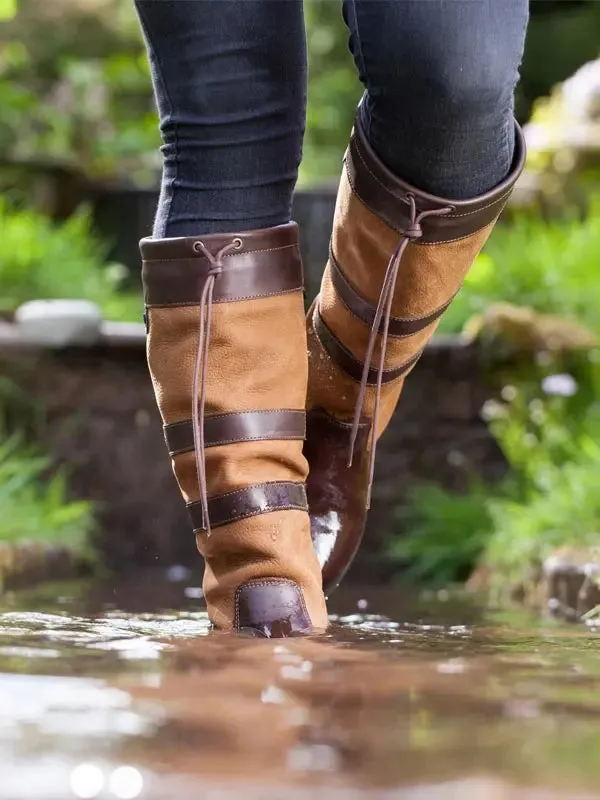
[{"left": 404, "top": 224, "right": 423, "bottom": 241}]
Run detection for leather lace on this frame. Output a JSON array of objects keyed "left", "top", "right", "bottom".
[
  {"left": 347, "top": 194, "right": 453, "bottom": 509},
  {"left": 192, "top": 238, "right": 240, "bottom": 536}
]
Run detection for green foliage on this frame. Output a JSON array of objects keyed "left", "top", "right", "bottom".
[
  {"left": 302, "top": 0, "right": 361, "bottom": 184},
  {"left": 0, "top": 435, "right": 94, "bottom": 550},
  {"left": 0, "top": 0, "right": 159, "bottom": 184},
  {"left": 393, "top": 355, "right": 600, "bottom": 591},
  {"left": 392, "top": 197, "right": 600, "bottom": 590},
  {"left": 391, "top": 484, "right": 491, "bottom": 586},
  {"left": 0, "top": 0, "right": 16, "bottom": 21},
  {"left": 480, "top": 365, "right": 600, "bottom": 587},
  {"left": 439, "top": 198, "right": 600, "bottom": 336},
  {"left": 0, "top": 199, "right": 140, "bottom": 320}
]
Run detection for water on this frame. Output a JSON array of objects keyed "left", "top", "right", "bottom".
[{"left": 1, "top": 574, "right": 600, "bottom": 799}]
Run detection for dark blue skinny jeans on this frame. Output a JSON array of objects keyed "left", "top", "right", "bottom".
[{"left": 134, "top": 0, "right": 529, "bottom": 238}]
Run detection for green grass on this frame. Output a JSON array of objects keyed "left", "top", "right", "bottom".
[
  {"left": 391, "top": 375, "right": 600, "bottom": 592},
  {"left": 0, "top": 201, "right": 135, "bottom": 573},
  {"left": 0, "top": 199, "right": 140, "bottom": 321},
  {"left": 0, "top": 435, "right": 94, "bottom": 551},
  {"left": 392, "top": 200, "right": 600, "bottom": 594},
  {"left": 439, "top": 199, "right": 600, "bottom": 336}
]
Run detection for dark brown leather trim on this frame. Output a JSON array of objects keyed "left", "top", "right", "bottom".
[
  {"left": 346, "top": 115, "right": 526, "bottom": 244},
  {"left": 141, "top": 222, "right": 303, "bottom": 307},
  {"left": 329, "top": 249, "right": 454, "bottom": 337},
  {"left": 314, "top": 307, "right": 422, "bottom": 386},
  {"left": 188, "top": 481, "right": 307, "bottom": 532},
  {"left": 234, "top": 579, "right": 313, "bottom": 636},
  {"left": 305, "top": 408, "right": 370, "bottom": 593},
  {"left": 164, "top": 410, "right": 306, "bottom": 456}
]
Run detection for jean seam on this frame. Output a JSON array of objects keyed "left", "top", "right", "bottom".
[
  {"left": 135, "top": 2, "right": 179, "bottom": 237},
  {"left": 500, "top": 111, "right": 513, "bottom": 182}
]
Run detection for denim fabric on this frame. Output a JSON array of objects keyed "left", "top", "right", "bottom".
[
  {"left": 344, "top": 0, "right": 529, "bottom": 199},
  {"left": 134, "top": 0, "right": 307, "bottom": 237},
  {"left": 134, "top": 0, "right": 528, "bottom": 237}
]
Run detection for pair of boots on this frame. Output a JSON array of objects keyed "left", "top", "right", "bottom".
[{"left": 141, "top": 116, "right": 525, "bottom": 637}]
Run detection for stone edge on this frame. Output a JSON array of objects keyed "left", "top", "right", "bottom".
[{"left": 0, "top": 320, "right": 471, "bottom": 353}]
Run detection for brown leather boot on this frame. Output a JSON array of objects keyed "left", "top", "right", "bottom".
[
  {"left": 140, "top": 223, "right": 328, "bottom": 636},
  {"left": 306, "top": 114, "right": 526, "bottom": 593}
]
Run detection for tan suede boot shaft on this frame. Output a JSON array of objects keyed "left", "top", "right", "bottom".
[
  {"left": 141, "top": 224, "right": 328, "bottom": 633},
  {"left": 309, "top": 172, "right": 495, "bottom": 437},
  {"left": 306, "top": 114, "right": 526, "bottom": 592}
]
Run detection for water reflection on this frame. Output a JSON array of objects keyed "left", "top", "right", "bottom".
[{"left": 1, "top": 580, "right": 600, "bottom": 798}]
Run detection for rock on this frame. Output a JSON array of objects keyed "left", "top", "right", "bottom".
[
  {"left": 543, "top": 547, "right": 600, "bottom": 621},
  {"left": 0, "top": 541, "right": 86, "bottom": 591},
  {"left": 463, "top": 302, "right": 598, "bottom": 355},
  {"left": 15, "top": 299, "right": 102, "bottom": 347}
]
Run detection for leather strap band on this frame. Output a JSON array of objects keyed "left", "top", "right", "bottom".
[
  {"left": 329, "top": 250, "right": 454, "bottom": 337},
  {"left": 141, "top": 222, "right": 303, "bottom": 307},
  {"left": 164, "top": 410, "right": 306, "bottom": 457},
  {"left": 345, "top": 113, "right": 526, "bottom": 244},
  {"left": 188, "top": 481, "right": 308, "bottom": 532},
  {"left": 313, "top": 307, "right": 422, "bottom": 386}
]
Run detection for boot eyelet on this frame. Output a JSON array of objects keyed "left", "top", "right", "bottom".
[
  {"left": 193, "top": 241, "right": 205, "bottom": 254},
  {"left": 232, "top": 237, "right": 243, "bottom": 250}
]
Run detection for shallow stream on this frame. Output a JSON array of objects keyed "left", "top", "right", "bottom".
[{"left": 1, "top": 575, "right": 600, "bottom": 799}]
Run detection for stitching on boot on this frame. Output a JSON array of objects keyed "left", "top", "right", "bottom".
[
  {"left": 193, "top": 504, "right": 305, "bottom": 534},
  {"left": 346, "top": 142, "right": 510, "bottom": 244},
  {"left": 146, "top": 286, "right": 303, "bottom": 308},
  {"left": 313, "top": 306, "right": 421, "bottom": 387},
  {"left": 352, "top": 134, "right": 512, "bottom": 220},
  {"left": 197, "top": 480, "right": 305, "bottom": 502},
  {"left": 234, "top": 579, "right": 309, "bottom": 631},
  {"left": 327, "top": 251, "right": 456, "bottom": 338},
  {"left": 142, "top": 243, "right": 298, "bottom": 264}
]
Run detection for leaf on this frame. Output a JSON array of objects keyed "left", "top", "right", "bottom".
[{"left": 0, "top": 0, "right": 17, "bottom": 21}]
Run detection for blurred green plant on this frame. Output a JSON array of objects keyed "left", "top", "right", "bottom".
[
  {"left": 391, "top": 196, "right": 600, "bottom": 592},
  {"left": 390, "top": 354, "right": 600, "bottom": 590},
  {"left": 391, "top": 351, "right": 600, "bottom": 594},
  {"left": 0, "top": 0, "right": 159, "bottom": 185},
  {"left": 302, "top": 0, "right": 361, "bottom": 184},
  {"left": 0, "top": 0, "right": 16, "bottom": 21},
  {"left": 439, "top": 196, "right": 600, "bottom": 336},
  {"left": 0, "top": 434, "right": 94, "bottom": 550},
  {"left": 0, "top": 198, "right": 140, "bottom": 320}
]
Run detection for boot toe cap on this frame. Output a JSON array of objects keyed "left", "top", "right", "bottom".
[{"left": 234, "top": 579, "right": 314, "bottom": 638}]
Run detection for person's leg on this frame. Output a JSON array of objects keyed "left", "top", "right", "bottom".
[
  {"left": 305, "top": 0, "right": 528, "bottom": 591},
  {"left": 135, "top": 0, "right": 328, "bottom": 635},
  {"left": 134, "top": 0, "right": 307, "bottom": 237},
  {"left": 345, "top": 0, "right": 528, "bottom": 198}
]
